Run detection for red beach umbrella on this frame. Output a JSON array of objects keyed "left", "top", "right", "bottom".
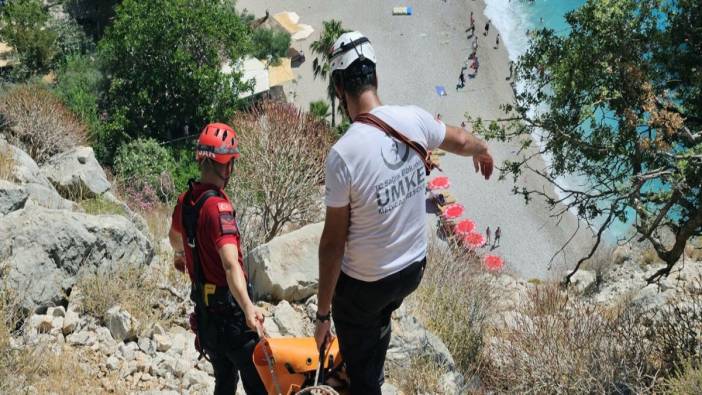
[
  {"left": 454, "top": 219, "right": 476, "bottom": 236},
  {"left": 428, "top": 176, "right": 450, "bottom": 190},
  {"left": 442, "top": 203, "right": 464, "bottom": 220},
  {"left": 463, "top": 231, "right": 486, "bottom": 249},
  {"left": 483, "top": 255, "right": 505, "bottom": 272}
]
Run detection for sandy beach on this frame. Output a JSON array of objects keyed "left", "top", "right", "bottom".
[{"left": 237, "top": 0, "right": 594, "bottom": 280}]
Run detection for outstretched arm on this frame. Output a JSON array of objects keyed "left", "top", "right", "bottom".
[{"left": 439, "top": 124, "right": 494, "bottom": 179}]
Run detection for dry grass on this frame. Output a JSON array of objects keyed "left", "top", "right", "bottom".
[
  {"left": 230, "top": 100, "right": 334, "bottom": 248},
  {"left": 79, "top": 196, "right": 126, "bottom": 216},
  {"left": 76, "top": 263, "right": 187, "bottom": 331},
  {"left": 665, "top": 360, "right": 702, "bottom": 395},
  {"left": 1, "top": 263, "right": 107, "bottom": 393},
  {"left": 642, "top": 247, "right": 663, "bottom": 266},
  {"left": 387, "top": 354, "right": 451, "bottom": 394},
  {"left": 406, "top": 237, "right": 499, "bottom": 377},
  {"left": 480, "top": 283, "right": 659, "bottom": 394},
  {"left": 0, "top": 143, "right": 15, "bottom": 180},
  {"left": 0, "top": 84, "right": 86, "bottom": 164}
]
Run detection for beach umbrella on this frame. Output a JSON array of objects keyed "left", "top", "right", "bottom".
[
  {"left": 463, "top": 231, "right": 486, "bottom": 249},
  {"left": 442, "top": 203, "right": 464, "bottom": 220},
  {"left": 454, "top": 219, "right": 476, "bottom": 236},
  {"left": 428, "top": 176, "right": 450, "bottom": 190},
  {"left": 483, "top": 255, "right": 505, "bottom": 272}
]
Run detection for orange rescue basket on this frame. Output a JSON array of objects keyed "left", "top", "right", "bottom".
[{"left": 253, "top": 337, "right": 344, "bottom": 395}]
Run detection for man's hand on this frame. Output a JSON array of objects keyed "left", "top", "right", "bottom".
[
  {"left": 244, "top": 304, "right": 265, "bottom": 331},
  {"left": 173, "top": 254, "right": 186, "bottom": 273},
  {"left": 314, "top": 319, "right": 332, "bottom": 350},
  {"left": 473, "top": 151, "right": 494, "bottom": 180}
]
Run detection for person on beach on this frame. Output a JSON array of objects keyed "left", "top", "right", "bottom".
[
  {"left": 456, "top": 68, "right": 466, "bottom": 90},
  {"left": 486, "top": 226, "right": 491, "bottom": 246},
  {"left": 461, "top": 121, "right": 466, "bottom": 129},
  {"left": 169, "top": 123, "right": 266, "bottom": 395},
  {"left": 472, "top": 36, "right": 478, "bottom": 51},
  {"left": 470, "top": 11, "right": 475, "bottom": 28},
  {"left": 484, "top": 19, "right": 491, "bottom": 36},
  {"left": 507, "top": 60, "right": 514, "bottom": 80},
  {"left": 495, "top": 33, "right": 501, "bottom": 48},
  {"left": 494, "top": 226, "right": 502, "bottom": 248},
  {"left": 315, "top": 31, "right": 494, "bottom": 395}
]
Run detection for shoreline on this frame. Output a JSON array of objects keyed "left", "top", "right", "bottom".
[{"left": 237, "top": 0, "right": 593, "bottom": 279}]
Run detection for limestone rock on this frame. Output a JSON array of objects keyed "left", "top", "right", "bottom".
[
  {"left": 66, "top": 330, "right": 97, "bottom": 346},
  {"left": 0, "top": 180, "right": 28, "bottom": 215},
  {"left": 106, "top": 355, "right": 120, "bottom": 371},
  {"left": 571, "top": 269, "right": 597, "bottom": 293},
  {"left": 0, "top": 205, "right": 153, "bottom": 309},
  {"left": 247, "top": 222, "right": 323, "bottom": 302},
  {"left": 40, "top": 146, "right": 111, "bottom": 199},
  {"left": 3, "top": 141, "right": 74, "bottom": 210},
  {"left": 62, "top": 309, "right": 79, "bottom": 335},
  {"left": 106, "top": 306, "right": 138, "bottom": 342},
  {"left": 272, "top": 301, "right": 306, "bottom": 337},
  {"left": 48, "top": 306, "right": 66, "bottom": 317},
  {"left": 153, "top": 333, "right": 172, "bottom": 352},
  {"left": 387, "top": 306, "right": 454, "bottom": 368}
]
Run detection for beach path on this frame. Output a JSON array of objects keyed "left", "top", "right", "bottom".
[{"left": 237, "top": 0, "right": 594, "bottom": 280}]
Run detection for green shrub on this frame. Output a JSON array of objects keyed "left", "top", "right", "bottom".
[
  {"left": 0, "top": 0, "right": 58, "bottom": 80},
  {"left": 171, "top": 146, "right": 200, "bottom": 195},
  {"left": 50, "top": 17, "right": 94, "bottom": 63},
  {"left": 0, "top": 83, "right": 86, "bottom": 164},
  {"left": 114, "top": 138, "right": 176, "bottom": 200},
  {"left": 251, "top": 28, "right": 291, "bottom": 64},
  {"left": 54, "top": 54, "right": 103, "bottom": 144},
  {"left": 98, "top": 0, "right": 251, "bottom": 144},
  {"left": 309, "top": 99, "right": 330, "bottom": 121}
]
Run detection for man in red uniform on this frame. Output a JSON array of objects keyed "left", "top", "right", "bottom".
[{"left": 168, "top": 123, "right": 266, "bottom": 395}]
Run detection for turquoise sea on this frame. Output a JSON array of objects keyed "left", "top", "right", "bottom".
[{"left": 485, "top": 0, "right": 639, "bottom": 241}]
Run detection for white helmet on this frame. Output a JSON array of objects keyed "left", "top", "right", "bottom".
[{"left": 330, "top": 31, "right": 376, "bottom": 73}]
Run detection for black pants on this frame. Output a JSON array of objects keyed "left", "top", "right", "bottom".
[
  {"left": 332, "top": 258, "right": 426, "bottom": 395},
  {"left": 198, "top": 297, "right": 266, "bottom": 395}
]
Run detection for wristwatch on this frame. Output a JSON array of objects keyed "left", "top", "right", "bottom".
[{"left": 315, "top": 311, "right": 331, "bottom": 323}]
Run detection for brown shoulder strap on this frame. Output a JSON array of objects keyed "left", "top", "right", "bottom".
[{"left": 354, "top": 112, "right": 439, "bottom": 175}]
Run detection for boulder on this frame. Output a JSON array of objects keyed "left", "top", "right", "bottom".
[
  {"left": 272, "top": 300, "right": 307, "bottom": 337},
  {"left": 387, "top": 306, "right": 455, "bottom": 369},
  {"left": 40, "top": 146, "right": 111, "bottom": 199},
  {"left": 3, "top": 141, "right": 74, "bottom": 210},
  {"left": 62, "top": 309, "right": 79, "bottom": 335},
  {"left": 106, "top": 306, "right": 138, "bottom": 342},
  {"left": 571, "top": 269, "right": 597, "bottom": 293},
  {"left": 247, "top": 222, "right": 323, "bottom": 302},
  {"left": 0, "top": 205, "right": 153, "bottom": 309},
  {"left": 153, "top": 333, "right": 172, "bottom": 352},
  {"left": 0, "top": 180, "right": 28, "bottom": 215}
]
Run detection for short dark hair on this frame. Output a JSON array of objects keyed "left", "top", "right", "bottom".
[{"left": 332, "top": 59, "right": 377, "bottom": 97}]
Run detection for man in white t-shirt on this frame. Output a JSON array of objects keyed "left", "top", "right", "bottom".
[{"left": 314, "top": 31, "right": 494, "bottom": 395}]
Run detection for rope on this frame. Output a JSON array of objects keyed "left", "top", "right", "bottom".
[{"left": 295, "top": 385, "right": 339, "bottom": 395}]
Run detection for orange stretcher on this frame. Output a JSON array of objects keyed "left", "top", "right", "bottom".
[{"left": 253, "top": 336, "right": 345, "bottom": 395}]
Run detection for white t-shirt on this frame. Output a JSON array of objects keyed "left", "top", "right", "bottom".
[{"left": 325, "top": 105, "right": 446, "bottom": 281}]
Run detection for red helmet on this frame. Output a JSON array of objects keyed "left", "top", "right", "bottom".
[{"left": 195, "top": 123, "right": 240, "bottom": 164}]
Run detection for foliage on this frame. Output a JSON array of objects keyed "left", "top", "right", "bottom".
[
  {"left": 0, "top": 83, "right": 86, "bottom": 163},
  {"left": 113, "top": 138, "right": 176, "bottom": 201},
  {"left": 64, "top": 0, "right": 120, "bottom": 40},
  {"left": 171, "top": 146, "right": 200, "bottom": 195},
  {"left": 309, "top": 19, "right": 347, "bottom": 127},
  {"left": 98, "top": 0, "right": 252, "bottom": 147},
  {"left": 473, "top": 0, "right": 702, "bottom": 283},
  {"left": 309, "top": 99, "right": 331, "bottom": 121},
  {"left": 251, "top": 28, "right": 291, "bottom": 65},
  {"left": 53, "top": 54, "right": 105, "bottom": 154},
  {"left": 49, "top": 17, "right": 94, "bottom": 64},
  {"left": 0, "top": 0, "right": 58, "bottom": 80},
  {"left": 229, "top": 101, "right": 334, "bottom": 247}
]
